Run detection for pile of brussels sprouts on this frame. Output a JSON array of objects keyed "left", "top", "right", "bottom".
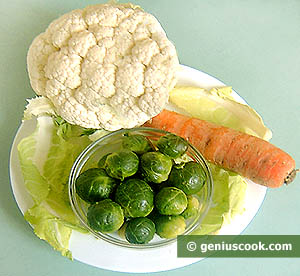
[{"left": 75, "top": 132, "right": 206, "bottom": 245}]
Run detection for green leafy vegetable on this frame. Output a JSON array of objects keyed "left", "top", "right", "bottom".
[
  {"left": 18, "top": 116, "right": 93, "bottom": 258},
  {"left": 125, "top": 217, "right": 156, "bottom": 244},
  {"left": 115, "top": 178, "right": 154, "bottom": 218},
  {"left": 75, "top": 168, "right": 118, "bottom": 203},
  {"left": 192, "top": 163, "right": 247, "bottom": 235},
  {"left": 17, "top": 117, "right": 51, "bottom": 204},
  {"left": 105, "top": 150, "right": 139, "bottom": 180},
  {"left": 169, "top": 86, "right": 272, "bottom": 140},
  {"left": 23, "top": 96, "right": 57, "bottom": 120},
  {"left": 155, "top": 187, "right": 187, "bottom": 215},
  {"left": 24, "top": 204, "right": 73, "bottom": 259},
  {"left": 122, "top": 134, "right": 152, "bottom": 154},
  {"left": 140, "top": 151, "right": 172, "bottom": 183},
  {"left": 87, "top": 199, "right": 124, "bottom": 233},
  {"left": 168, "top": 161, "right": 206, "bottom": 195},
  {"left": 154, "top": 214, "right": 186, "bottom": 239},
  {"left": 156, "top": 133, "right": 188, "bottom": 158}
]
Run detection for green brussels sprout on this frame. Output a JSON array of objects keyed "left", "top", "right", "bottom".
[
  {"left": 115, "top": 178, "right": 154, "bottom": 218},
  {"left": 75, "top": 168, "right": 118, "bottom": 203},
  {"left": 125, "top": 217, "right": 156, "bottom": 244},
  {"left": 105, "top": 150, "right": 139, "bottom": 180},
  {"left": 168, "top": 161, "right": 206, "bottom": 195},
  {"left": 97, "top": 153, "right": 111, "bottom": 169},
  {"left": 154, "top": 215, "right": 186, "bottom": 239},
  {"left": 181, "top": 195, "right": 200, "bottom": 219},
  {"left": 156, "top": 133, "right": 188, "bottom": 158},
  {"left": 87, "top": 199, "right": 124, "bottom": 233},
  {"left": 155, "top": 187, "right": 187, "bottom": 215},
  {"left": 140, "top": 152, "right": 172, "bottom": 183},
  {"left": 122, "top": 134, "right": 152, "bottom": 154}
]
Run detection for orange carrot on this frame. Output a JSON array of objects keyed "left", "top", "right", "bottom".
[{"left": 144, "top": 110, "right": 297, "bottom": 188}]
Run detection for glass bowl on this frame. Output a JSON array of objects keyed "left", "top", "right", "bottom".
[{"left": 68, "top": 127, "right": 213, "bottom": 249}]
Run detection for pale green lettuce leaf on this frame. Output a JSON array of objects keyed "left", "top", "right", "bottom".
[
  {"left": 45, "top": 190, "right": 88, "bottom": 233},
  {"left": 18, "top": 115, "right": 91, "bottom": 258},
  {"left": 193, "top": 163, "right": 247, "bottom": 235},
  {"left": 42, "top": 122, "right": 91, "bottom": 228},
  {"left": 169, "top": 86, "right": 272, "bottom": 140},
  {"left": 24, "top": 205, "right": 72, "bottom": 259},
  {"left": 42, "top": 122, "right": 90, "bottom": 193},
  {"left": 17, "top": 117, "right": 52, "bottom": 204}
]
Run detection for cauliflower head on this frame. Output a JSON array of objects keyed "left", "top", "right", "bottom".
[{"left": 27, "top": 3, "right": 179, "bottom": 131}]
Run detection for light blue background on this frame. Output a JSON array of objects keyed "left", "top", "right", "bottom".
[{"left": 1, "top": 0, "right": 299, "bottom": 275}]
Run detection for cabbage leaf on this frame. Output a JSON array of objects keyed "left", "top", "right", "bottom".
[
  {"left": 169, "top": 86, "right": 272, "bottom": 140},
  {"left": 24, "top": 204, "right": 73, "bottom": 259},
  {"left": 193, "top": 164, "right": 247, "bottom": 235},
  {"left": 23, "top": 96, "right": 57, "bottom": 120},
  {"left": 18, "top": 116, "right": 91, "bottom": 259}
]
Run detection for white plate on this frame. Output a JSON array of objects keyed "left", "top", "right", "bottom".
[{"left": 9, "top": 65, "right": 267, "bottom": 273}]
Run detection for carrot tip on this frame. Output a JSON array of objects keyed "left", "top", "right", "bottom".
[{"left": 284, "top": 169, "right": 299, "bottom": 185}]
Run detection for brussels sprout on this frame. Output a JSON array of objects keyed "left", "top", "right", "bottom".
[
  {"left": 97, "top": 153, "right": 111, "bottom": 169},
  {"left": 122, "top": 134, "right": 152, "bottom": 154},
  {"left": 168, "top": 161, "right": 206, "bottom": 195},
  {"left": 87, "top": 199, "right": 124, "bottom": 233},
  {"left": 115, "top": 178, "right": 154, "bottom": 218},
  {"left": 125, "top": 217, "right": 156, "bottom": 244},
  {"left": 75, "top": 168, "right": 118, "bottom": 203},
  {"left": 156, "top": 133, "right": 188, "bottom": 158},
  {"left": 181, "top": 195, "right": 200, "bottom": 219},
  {"left": 140, "top": 151, "right": 172, "bottom": 183},
  {"left": 105, "top": 150, "right": 139, "bottom": 180},
  {"left": 155, "top": 187, "right": 187, "bottom": 215},
  {"left": 154, "top": 215, "right": 186, "bottom": 239}
]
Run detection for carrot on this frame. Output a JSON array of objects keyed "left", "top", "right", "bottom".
[{"left": 144, "top": 110, "right": 297, "bottom": 188}]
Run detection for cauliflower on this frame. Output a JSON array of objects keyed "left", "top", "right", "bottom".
[{"left": 27, "top": 3, "right": 179, "bottom": 131}]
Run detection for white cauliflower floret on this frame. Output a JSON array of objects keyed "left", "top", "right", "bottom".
[{"left": 27, "top": 3, "right": 179, "bottom": 131}]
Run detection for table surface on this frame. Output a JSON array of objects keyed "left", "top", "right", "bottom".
[{"left": 1, "top": 0, "right": 300, "bottom": 275}]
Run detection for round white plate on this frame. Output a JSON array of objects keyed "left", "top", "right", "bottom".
[{"left": 9, "top": 65, "right": 267, "bottom": 273}]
